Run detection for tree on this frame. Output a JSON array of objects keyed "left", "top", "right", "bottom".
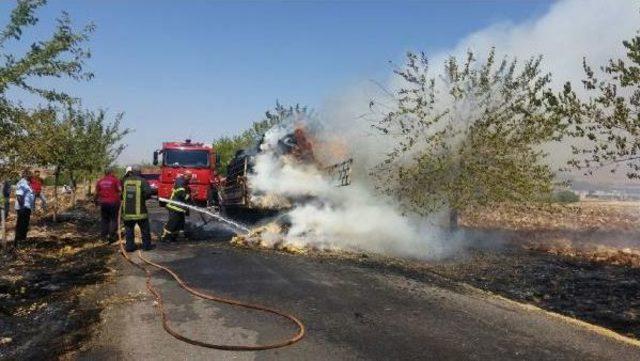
[
  {"left": 372, "top": 49, "right": 564, "bottom": 229},
  {"left": 0, "top": 0, "right": 94, "bottom": 176},
  {"left": 17, "top": 105, "right": 129, "bottom": 213},
  {"left": 62, "top": 107, "right": 129, "bottom": 188},
  {"left": 558, "top": 28, "right": 640, "bottom": 179},
  {"left": 212, "top": 102, "right": 309, "bottom": 173}
]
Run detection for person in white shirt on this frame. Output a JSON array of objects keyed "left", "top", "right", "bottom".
[{"left": 14, "top": 169, "right": 35, "bottom": 246}]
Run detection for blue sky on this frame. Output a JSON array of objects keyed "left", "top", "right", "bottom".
[{"left": 0, "top": 0, "right": 554, "bottom": 163}]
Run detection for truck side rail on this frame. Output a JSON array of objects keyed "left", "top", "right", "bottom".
[{"left": 325, "top": 158, "right": 353, "bottom": 187}]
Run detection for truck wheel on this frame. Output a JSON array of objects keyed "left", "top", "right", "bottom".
[{"left": 159, "top": 200, "right": 166, "bottom": 207}]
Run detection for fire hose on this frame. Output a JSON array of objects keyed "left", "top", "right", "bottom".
[{"left": 117, "top": 198, "right": 305, "bottom": 351}]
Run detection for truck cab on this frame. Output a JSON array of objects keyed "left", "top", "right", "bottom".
[{"left": 153, "top": 139, "right": 220, "bottom": 206}]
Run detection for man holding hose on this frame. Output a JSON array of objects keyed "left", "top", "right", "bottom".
[{"left": 162, "top": 171, "right": 192, "bottom": 242}]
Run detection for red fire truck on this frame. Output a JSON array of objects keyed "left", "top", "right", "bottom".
[{"left": 153, "top": 139, "right": 221, "bottom": 207}]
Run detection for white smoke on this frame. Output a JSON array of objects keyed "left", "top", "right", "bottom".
[
  {"left": 248, "top": 122, "right": 454, "bottom": 259},
  {"left": 424, "top": 0, "right": 640, "bottom": 181},
  {"left": 430, "top": 0, "right": 638, "bottom": 91},
  {"left": 322, "top": 0, "right": 639, "bottom": 183}
]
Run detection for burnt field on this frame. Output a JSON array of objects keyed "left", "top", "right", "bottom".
[
  {"left": 424, "top": 201, "right": 640, "bottom": 338},
  {"left": 437, "top": 201, "right": 639, "bottom": 338},
  {"left": 0, "top": 202, "right": 112, "bottom": 360},
  {"left": 426, "top": 248, "right": 640, "bottom": 338}
]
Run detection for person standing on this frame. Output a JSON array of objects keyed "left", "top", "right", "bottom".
[
  {"left": 162, "top": 172, "right": 192, "bottom": 242},
  {"left": 2, "top": 179, "right": 10, "bottom": 219},
  {"left": 121, "top": 165, "right": 154, "bottom": 252},
  {"left": 29, "top": 170, "right": 46, "bottom": 212},
  {"left": 1, "top": 178, "right": 9, "bottom": 246},
  {"left": 14, "top": 169, "right": 35, "bottom": 246},
  {"left": 95, "top": 168, "right": 122, "bottom": 243}
]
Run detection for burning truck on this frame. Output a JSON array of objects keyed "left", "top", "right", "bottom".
[
  {"left": 225, "top": 119, "right": 438, "bottom": 259},
  {"left": 219, "top": 124, "right": 352, "bottom": 212},
  {"left": 221, "top": 122, "right": 352, "bottom": 251}
]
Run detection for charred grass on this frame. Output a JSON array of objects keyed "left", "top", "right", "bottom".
[
  {"left": 0, "top": 202, "right": 112, "bottom": 360},
  {"left": 427, "top": 248, "right": 640, "bottom": 339},
  {"left": 440, "top": 202, "right": 640, "bottom": 339}
]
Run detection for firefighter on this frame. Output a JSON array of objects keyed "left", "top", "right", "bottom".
[
  {"left": 95, "top": 167, "right": 122, "bottom": 243},
  {"left": 121, "top": 165, "right": 154, "bottom": 252},
  {"left": 162, "top": 172, "right": 192, "bottom": 242}
]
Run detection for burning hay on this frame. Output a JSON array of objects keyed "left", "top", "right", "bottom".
[
  {"left": 248, "top": 193, "right": 292, "bottom": 210},
  {"left": 231, "top": 221, "right": 308, "bottom": 254}
]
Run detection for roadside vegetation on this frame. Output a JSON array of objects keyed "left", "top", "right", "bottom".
[
  {"left": 368, "top": 26, "right": 640, "bottom": 227},
  {"left": 0, "top": 2, "right": 125, "bottom": 358},
  {"left": 0, "top": 0, "right": 129, "bottom": 218},
  {"left": 371, "top": 49, "right": 563, "bottom": 229}
]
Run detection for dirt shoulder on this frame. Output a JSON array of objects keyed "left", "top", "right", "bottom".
[{"left": 0, "top": 202, "right": 113, "bottom": 360}]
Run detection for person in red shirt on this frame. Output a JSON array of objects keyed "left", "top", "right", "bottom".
[
  {"left": 29, "top": 170, "right": 46, "bottom": 212},
  {"left": 94, "top": 167, "right": 122, "bottom": 243}
]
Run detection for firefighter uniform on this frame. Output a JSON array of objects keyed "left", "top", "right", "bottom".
[
  {"left": 121, "top": 172, "right": 153, "bottom": 251},
  {"left": 162, "top": 177, "right": 190, "bottom": 242}
]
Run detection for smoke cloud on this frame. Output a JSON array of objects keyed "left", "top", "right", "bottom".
[
  {"left": 247, "top": 121, "right": 455, "bottom": 259},
  {"left": 326, "top": 0, "right": 640, "bottom": 183}
]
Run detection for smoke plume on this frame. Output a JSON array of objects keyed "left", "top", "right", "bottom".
[{"left": 247, "top": 120, "right": 455, "bottom": 259}]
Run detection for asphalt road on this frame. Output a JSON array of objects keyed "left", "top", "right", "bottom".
[{"left": 77, "top": 205, "right": 640, "bottom": 360}]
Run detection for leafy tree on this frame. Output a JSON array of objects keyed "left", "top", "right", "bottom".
[
  {"left": 0, "top": 0, "right": 94, "bottom": 176},
  {"left": 17, "top": 105, "right": 129, "bottom": 212},
  {"left": 63, "top": 107, "right": 129, "bottom": 187},
  {"left": 557, "top": 28, "right": 640, "bottom": 179},
  {"left": 372, "top": 49, "right": 564, "bottom": 229},
  {"left": 212, "top": 135, "right": 246, "bottom": 174},
  {"left": 212, "top": 102, "right": 309, "bottom": 173}
]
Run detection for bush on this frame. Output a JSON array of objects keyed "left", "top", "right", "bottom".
[{"left": 552, "top": 190, "right": 580, "bottom": 203}]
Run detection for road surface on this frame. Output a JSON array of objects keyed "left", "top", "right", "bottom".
[{"left": 77, "top": 205, "right": 640, "bottom": 360}]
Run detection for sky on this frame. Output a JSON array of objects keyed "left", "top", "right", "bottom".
[{"left": 0, "top": 0, "right": 561, "bottom": 164}]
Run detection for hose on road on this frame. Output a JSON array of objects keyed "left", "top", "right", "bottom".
[{"left": 117, "top": 208, "right": 305, "bottom": 351}]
